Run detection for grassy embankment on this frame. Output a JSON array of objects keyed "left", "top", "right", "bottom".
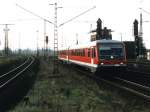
[{"left": 10, "top": 59, "right": 150, "bottom": 112}]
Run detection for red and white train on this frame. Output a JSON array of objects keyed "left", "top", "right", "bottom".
[{"left": 58, "top": 39, "right": 127, "bottom": 73}]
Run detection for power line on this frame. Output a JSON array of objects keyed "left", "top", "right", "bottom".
[
  {"left": 16, "top": 4, "right": 54, "bottom": 57},
  {"left": 16, "top": 4, "right": 54, "bottom": 25},
  {"left": 59, "top": 6, "right": 96, "bottom": 27}
]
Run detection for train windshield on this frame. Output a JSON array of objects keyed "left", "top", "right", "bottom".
[{"left": 98, "top": 43, "right": 124, "bottom": 60}]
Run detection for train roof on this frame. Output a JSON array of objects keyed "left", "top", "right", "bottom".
[{"left": 59, "top": 39, "right": 123, "bottom": 50}]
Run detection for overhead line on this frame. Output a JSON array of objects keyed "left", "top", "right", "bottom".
[
  {"left": 16, "top": 4, "right": 54, "bottom": 25},
  {"left": 140, "top": 8, "right": 150, "bottom": 16},
  {"left": 59, "top": 6, "right": 96, "bottom": 27}
]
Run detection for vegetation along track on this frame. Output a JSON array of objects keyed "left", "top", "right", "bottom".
[
  {"left": 72, "top": 65, "right": 150, "bottom": 101},
  {"left": 0, "top": 56, "right": 37, "bottom": 111}
]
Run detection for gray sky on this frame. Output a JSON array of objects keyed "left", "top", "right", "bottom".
[{"left": 0, "top": 0, "right": 150, "bottom": 50}]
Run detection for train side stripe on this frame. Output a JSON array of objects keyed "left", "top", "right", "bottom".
[{"left": 59, "top": 57, "right": 98, "bottom": 68}]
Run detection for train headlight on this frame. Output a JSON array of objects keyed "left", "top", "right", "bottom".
[
  {"left": 101, "top": 63, "right": 104, "bottom": 65},
  {"left": 120, "top": 62, "right": 123, "bottom": 64}
]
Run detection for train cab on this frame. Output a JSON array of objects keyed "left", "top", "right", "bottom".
[{"left": 95, "top": 40, "right": 127, "bottom": 74}]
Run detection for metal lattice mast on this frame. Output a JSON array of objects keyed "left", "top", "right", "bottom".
[
  {"left": 4, "top": 25, "right": 9, "bottom": 55},
  {"left": 139, "top": 13, "right": 143, "bottom": 56},
  {"left": 139, "top": 13, "right": 143, "bottom": 37},
  {"left": 0, "top": 24, "right": 13, "bottom": 56},
  {"left": 16, "top": 4, "right": 54, "bottom": 57},
  {"left": 53, "top": 3, "right": 59, "bottom": 74},
  {"left": 44, "top": 20, "right": 46, "bottom": 57},
  {"left": 36, "top": 30, "right": 39, "bottom": 57}
]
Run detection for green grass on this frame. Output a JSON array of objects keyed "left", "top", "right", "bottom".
[{"left": 10, "top": 59, "right": 150, "bottom": 112}]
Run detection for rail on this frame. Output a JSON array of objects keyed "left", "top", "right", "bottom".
[
  {"left": 127, "top": 59, "right": 150, "bottom": 73},
  {"left": 107, "top": 77, "right": 150, "bottom": 100},
  {"left": 71, "top": 64, "right": 150, "bottom": 101},
  {"left": 0, "top": 57, "right": 35, "bottom": 89}
]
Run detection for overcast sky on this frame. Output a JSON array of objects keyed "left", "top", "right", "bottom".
[{"left": 0, "top": 0, "right": 150, "bottom": 50}]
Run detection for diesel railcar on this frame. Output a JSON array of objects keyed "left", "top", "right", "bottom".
[{"left": 58, "top": 40, "right": 127, "bottom": 73}]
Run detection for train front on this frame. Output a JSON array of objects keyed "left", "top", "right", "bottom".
[{"left": 97, "top": 41, "right": 127, "bottom": 73}]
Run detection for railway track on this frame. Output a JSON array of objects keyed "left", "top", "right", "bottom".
[
  {"left": 120, "top": 70, "right": 150, "bottom": 87},
  {"left": 72, "top": 65, "right": 150, "bottom": 101},
  {"left": 127, "top": 60, "right": 150, "bottom": 74},
  {"left": 0, "top": 57, "right": 35, "bottom": 90},
  {"left": 101, "top": 76, "right": 150, "bottom": 100}
]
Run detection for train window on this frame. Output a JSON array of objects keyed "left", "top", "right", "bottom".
[
  {"left": 79, "top": 49, "right": 81, "bottom": 56},
  {"left": 63, "top": 51, "right": 65, "bottom": 55},
  {"left": 75, "top": 49, "right": 77, "bottom": 56},
  {"left": 99, "top": 43, "right": 124, "bottom": 60},
  {"left": 76, "top": 50, "right": 77, "bottom": 56},
  {"left": 78, "top": 49, "right": 80, "bottom": 56},
  {"left": 94, "top": 48, "right": 96, "bottom": 57},
  {"left": 68, "top": 50, "right": 70, "bottom": 55},
  {"left": 72, "top": 50, "right": 74, "bottom": 56},
  {"left": 83, "top": 49, "right": 85, "bottom": 56},
  {"left": 80, "top": 49, "right": 83, "bottom": 56},
  {"left": 82, "top": 49, "right": 83, "bottom": 56},
  {"left": 80, "top": 49, "right": 81, "bottom": 56},
  {"left": 88, "top": 48, "right": 90, "bottom": 57},
  {"left": 64, "top": 51, "right": 66, "bottom": 55},
  {"left": 92, "top": 48, "right": 96, "bottom": 58},
  {"left": 73, "top": 50, "right": 75, "bottom": 56},
  {"left": 71, "top": 50, "right": 73, "bottom": 55}
]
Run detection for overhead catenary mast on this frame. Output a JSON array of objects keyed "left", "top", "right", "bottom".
[
  {"left": 0, "top": 24, "right": 14, "bottom": 56},
  {"left": 16, "top": 4, "right": 54, "bottom": 57},
  {"left": 49, "top": 3, "right": 96, "bottom": 74},
  {"left": 139, "top": 13, "right": 143, "bottom": 37},
  {"left": 17, "top": 3, "right": 96, "bottom": 74},
  {"left": 139, "top": 13, "right": 143, "bottom": 57},
  {"left": 49, "top": 3, "right": 63, "bottom": 74}
]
